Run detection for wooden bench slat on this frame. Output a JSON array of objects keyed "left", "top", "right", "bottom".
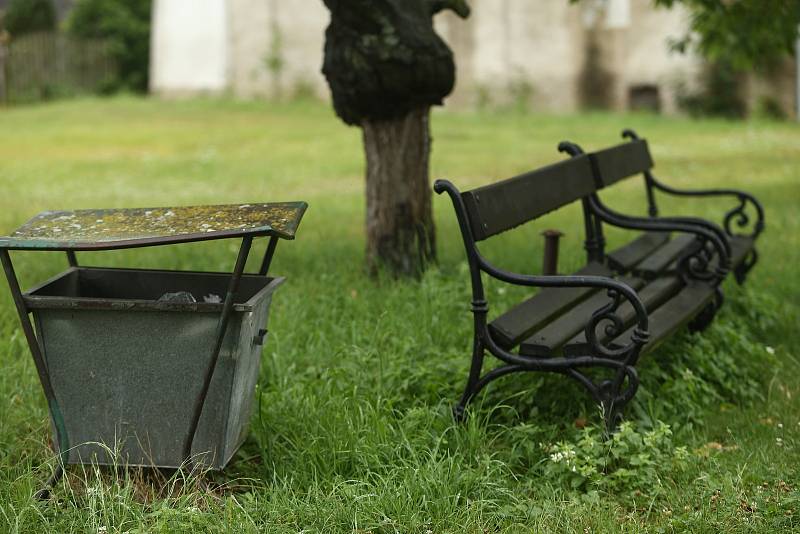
[
  {"left": 633, "top": 234, "right": 696, "bottom": 279},
  {"left": 607, "top": 281, "right": 716, "bottom": 356},
  {"left": 591, "top": 139, "right": 653, "bottom": 188},
  {"left": 461, "top": 155, "right": 596, "bottom": 241},
  {"left": 563, "top": 275, "right": 683, "bottom": 356},
  {"left": 488, "top": 261, "right": 613, "bottom": 350},
  {"left": 518, "top": 276, "right": 645, "bottom": 357},
  {"left": 606, "top": 232, "right": 670, "bottom": 273}
]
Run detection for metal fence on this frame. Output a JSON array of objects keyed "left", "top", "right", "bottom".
[{"left": 0, "top": 31, "right": 114, "bottom": 105}]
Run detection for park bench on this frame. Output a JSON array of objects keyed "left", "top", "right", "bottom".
[
  {"left": 593, "top": 130, "right": 763, "bottom": 285},
  {"left": 434, "top": 131, "right": 764, "bottom": 428}
]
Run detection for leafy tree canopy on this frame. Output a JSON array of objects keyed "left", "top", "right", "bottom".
[
  {"left": 2, "top": 0, "right": 56, "bottom": 36},
  {"left": 654, "top": 0, "right": 800, "bottom": 69},
  {"left": 68, "top": 0, "right": 152, "bottom": 92}
]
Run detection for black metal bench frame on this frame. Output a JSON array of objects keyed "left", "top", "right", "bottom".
[
  {"left": 435, "top": 131, "right": 764, "bottom": 429},
  {"left": 570, "top": 130, "right": 763, "bottom": 284}
]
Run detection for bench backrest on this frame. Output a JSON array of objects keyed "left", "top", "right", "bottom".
[
  {"left": 461, "top": 154, "right": 596, "bottom": 241},
  {"left": 590, "top": 138, "right": 653, "bottom": 188}
]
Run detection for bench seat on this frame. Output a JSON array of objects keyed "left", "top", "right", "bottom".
[
  {"left": 606, "top": 232, "right": 669, "bottom": 272},
  {"left": 522, "top": 274, "right": 683, "bottom": 357},
  {"left": 608, "top": 232, "right": 754, "bottom": 277},
  {"left": 488, "top": 261, "right": 613, "bottom": 349},
  {"left": 517, "top": 275, "right": 644, "bottom": 357},
  {"left": 606, "top": 232, "right": 696, "bottom": 278},
  {"left": 605, "top": 281, "right": 717, "bottom": 356},
  {"left": 632, "top": 234, "right": 696, "bottom": 279},
  {"left": 494, "top": 234, "right": 752, "bottom": 356}
]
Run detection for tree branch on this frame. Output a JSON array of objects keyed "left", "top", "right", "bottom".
[{"left": 428, "top": 0, "right": 470, "bottom": 18}]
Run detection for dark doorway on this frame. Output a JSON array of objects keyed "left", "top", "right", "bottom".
[{"left": 628, "top": 84, "right": 661, "bottom": 112}]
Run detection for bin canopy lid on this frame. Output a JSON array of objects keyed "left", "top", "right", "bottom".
[{"left": 0, "top": 202, "right": 307, "bottom": 251}]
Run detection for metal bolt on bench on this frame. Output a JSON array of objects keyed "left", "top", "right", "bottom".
[{"left": 0, "top": 202, "right": 307, "bottom": 499}]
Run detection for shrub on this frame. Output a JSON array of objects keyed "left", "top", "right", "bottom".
[
  {"left": 542, "top": 421, "right": 689, "bottom": 496},
  {"left": 677, "top": 59, "right": 747, "bottom": 119},
  {"left": 757, "top": 96, "right": 788, "bottom": 121},
  {"left": 2, "top": 0, "right": 56, "bottom": 37},
  {"left": 67, "top": 0, "right": 152, "bottom": 92}
]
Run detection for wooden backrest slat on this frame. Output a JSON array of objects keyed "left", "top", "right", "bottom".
[
  {"left": 591, "top": 139, "right": 653, "bottom": 188},
  {"left": 461, "top": 155, "right": 595, "bottom": 241}
]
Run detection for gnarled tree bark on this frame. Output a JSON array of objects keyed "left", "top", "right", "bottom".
[{"left": 321, "top": 0, "right": 470, "bottom": 277}]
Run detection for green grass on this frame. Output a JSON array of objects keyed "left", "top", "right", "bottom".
[{"left": 0, "top": 96, "right": 799, "bottom": 532}]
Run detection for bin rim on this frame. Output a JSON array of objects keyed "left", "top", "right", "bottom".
[{"left": 22, "top": 266, "right": 286, "bottom": 313}]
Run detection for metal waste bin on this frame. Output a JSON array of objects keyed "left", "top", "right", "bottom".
[{"left": 0, "top": 202, "right": 307, "bottom": 496}]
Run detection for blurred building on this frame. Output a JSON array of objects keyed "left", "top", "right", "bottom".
[{"left": 149, "top": 0, "right": 797, "bottom": 117}]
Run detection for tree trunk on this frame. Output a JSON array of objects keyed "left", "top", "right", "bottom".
[{"left": 362, "top": 106, "right": 436, "bottom": 277}]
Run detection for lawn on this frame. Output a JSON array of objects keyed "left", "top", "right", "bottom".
[{"left": 0, "top": 97, "right": 798, "bottom": 533}]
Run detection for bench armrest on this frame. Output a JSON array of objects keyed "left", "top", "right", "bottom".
[
  {"left": 595, "top": 207, "right": 732, "bottom": 266},
  {"left": 436, "top": 178, "right": 649, "bottom": 363},
  {"left": 649, "top": 181, "right": 764, "bottom": 240},
  {"left": 588, "top": 195, "right": 730, "bottom": 283},
  {"left": 477, "top": 255, "right": 650, "bottom": 361},
  {"left": 622, "top": 129, "right": 764, "bottom": 239}
]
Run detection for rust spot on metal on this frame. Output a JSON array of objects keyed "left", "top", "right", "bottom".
[{"left": 0, "top": 202, "right": 307, "bottom": 250}]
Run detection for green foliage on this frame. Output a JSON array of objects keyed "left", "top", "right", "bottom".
[
  {"left": 1, "top": 0, "right": 56, "bottom": 36},
  {"left": 67, "top": 0, "right": 151, "bottom": 92},
  {"left": 757, "top": 96, "right": 789, "bottom": 121},
  {"left": 568, "top": 0, "right": 800, "bottom": 68},
  {"left": 506, "top": 74, "right": 535, "bottom": 113},
  {"left": 655, "top": 0, "right": 800, "bottom": 69},
  {"left": 264, "top": 29, "right": 284, "bottom": 76},
  {"left": 634, "top": 294, "right": 781, "bottom": 427},
  {"left": 676, "top": 59, "right": 747, "bottom": 118},
  {"left": 543, "top": 421, "right": 690, "bottom": 496}
]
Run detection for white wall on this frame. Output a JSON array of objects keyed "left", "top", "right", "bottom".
[
  {"left": 150, "top": 0, "right": 230, "bottom": 94},
  {"left": 467, "top": 0, "right": 584, "bottom": 110},
  {"left": 150, "top": 0, "right": 707, "bottom": 113},
  {"left": 605, "top": 0, "right": 631, "bottom": 29},
  {"left": 612, "top": 1, "right": 702, "bottom": 113},
  {"left": 228, "top": 0, "right": 328, "bottom": 99}
]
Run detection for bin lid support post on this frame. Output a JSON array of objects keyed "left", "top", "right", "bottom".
[
  {"left": 0, "top": 249, "right": 69, "bottom": 499},
  {"left": 183, "top": 235, "right": 254, "bottom": 467},
  {"left": 259, "top": 236, "right": 279, "bottom": 276}
]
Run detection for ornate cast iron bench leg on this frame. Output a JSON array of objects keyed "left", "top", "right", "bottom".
[
  {"left": 688, "top": 287, "right": 724, "bottom": 334},
  {"left": 734, "top": 249, "right": 758, "bottom": 285},
  {"left": 453, "top": 333, "right": 486, "bottom": 422}
]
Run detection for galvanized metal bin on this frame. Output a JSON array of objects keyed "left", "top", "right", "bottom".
[
  {"left": 26, "top": 267, "right": 283, "bottom": 469},
  {"left": 0, "top": 202, "right": 307, "bottom": 497}
]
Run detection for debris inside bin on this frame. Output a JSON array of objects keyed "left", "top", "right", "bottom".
[
  {"left": 203, "top": 294, "right": 222, "bottom": 304},
  {"left": 158, "top": 291, "right": 196, "bottom": 303}
]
